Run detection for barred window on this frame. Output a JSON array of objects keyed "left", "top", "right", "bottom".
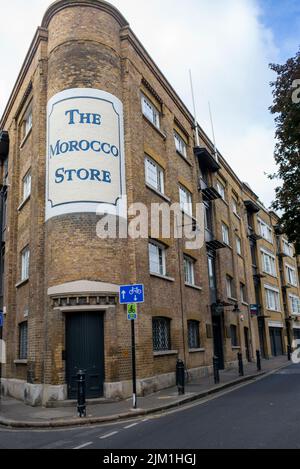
[
  {"left": 188, "top": 320, "right": 200, "bottom": 349},
  {"left": 19, "top": 322, "right": 28, "bottom": 359},
  {"left": 152, "top": 317, "right": 171, "bottom": 352}
]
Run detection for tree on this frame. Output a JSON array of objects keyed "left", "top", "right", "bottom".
[{"left": 269, "top": 49, "right": 300, "bottom": 254}]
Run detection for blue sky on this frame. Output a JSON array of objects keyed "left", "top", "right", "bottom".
[{"left": 0, "top": 0, "right": 299, "bottom": 207}]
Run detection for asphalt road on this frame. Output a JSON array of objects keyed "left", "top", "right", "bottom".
[{"left": 1, "top": 364, "right": 300, "bottom": 449}]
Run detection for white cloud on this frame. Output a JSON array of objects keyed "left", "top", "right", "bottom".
[{"left": 0, "top": 0, "right": 281, "bottom": 206}]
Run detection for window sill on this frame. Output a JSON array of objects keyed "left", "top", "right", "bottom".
[
  {"left": 237, "top": 253, "right": 244, "bottom": 260},
  {"left": 266, "top": 308, "right": 282, "bottom": 313},
  {"left": 262, "top": 271, "right": 278, "bottom": 279},
  {"left": 16, "top": 278, "right": 29, "bottom": 289},
  {"left": 145, "top": 183, "right": 171, "bottom": 203},
  {"left": 143, "top": 115, "right": 167, "bottom": 140},
  {"left": 189, "top": 348, "right": 205, "bottom": 353},
  {"left": 228, "top": 297, "right": 238, "bottom": 302},
  {"left": 232, "top": 346, "right": 241, "bottom": 350},
  {"left": 153, "top": 350, "right": 178, "bottom": 357},
  {"left": 218, "top": 197, "right": 229, "bottom": 207},
  {"left": 176, "top": 150, "right": 192, "bottom": 167},
  {"left": 233, "top": 212, "right": 241, "bottom": 221},
  {"left": 14, "top": 359, "right": 28, "bottom": 365},
  {"left": 242, "top": 302, "right": 249, "bottom": 307},
  {"left": 150, "top": 272, "right": 175, "bottom": 282},
  {"left": 17, "top": 195, "right": 31, "bottom": 212},
  {"left": 185, "top": 283, "right": 202, "bottom": 291},
  {"left": 19, "top": 128, "right": 32, "bottom": 149}
]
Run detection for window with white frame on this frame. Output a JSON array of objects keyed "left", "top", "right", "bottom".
[
  {"left": 257, "top": 218, "right": 273, "bottom": 243},
  {"left": 289, "top": 294, "right": 300, "bottom": 315},
  {"left": 174, "top": 131, "right": 187, "bottom": 157},
  {"left": 179, "top": 185, "right": 192, "bottom": 216},
  {"left": 188, "top": 320, "right": 200, "bottom": 349},
  {"left": 286, "top": 264, "right": 298, "bottom": 286},
  {"left": 232, "top": 196, "right": 239, "bottom": 216},
  {"left": 226, "top": 275, "right": 234, "bottom": 299},
  {"left": 240, "top": 283, "right": 247, "bottom": 303},
  {"left": 141, "top": 94, "right": 160, "bottom": 128},
  {"left": 265, "top": 286, "right": 281, "bottom": 312},
  {"left": 148, "top": 241, "right": 166, "bottom": 276},
  {"left": 222, "top": 223, "right": 230, "bottom": 245},
  {"left": 144, "top": 156, "right": 164, "bottom": 194},
  {"left": 236, "top": 235, "right": 242, "bottom": 255},
  {"left": 23, "top": 107, "right": 32, "bottom": 138},
  {"left": 22, "top": 171, "right": 31, "bottom": 201},
  {"left": 21, "top": 246, "right": 30, "bottom": 281},
  {"left": 216, "top": 180, "right": 226, "bottom": 200},
  {"left": 261, "top": 249, "right": 277, "bottom": 277},
  {"left": 184, "top": 256, "right": 195, "bottom": 285},
  {"left": 282, "top": 239, "right": 293, "bottom": 257}
]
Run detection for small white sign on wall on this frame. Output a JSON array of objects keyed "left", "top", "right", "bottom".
[{"left": 46, "top": 88, "right": 126, "bottom": 220}]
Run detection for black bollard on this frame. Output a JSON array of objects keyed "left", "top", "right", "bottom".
[
  {"left": 287, "top": 345, "right": 292, "bottom": 361},
  {"left": 256, "top": 350, "right": 261, "bottom": 372},
  {"left": 176, "top": 359, "right": 185, "bottom": 395},
  {"left": 238, "top": 352, "right": 244, "bottom": 377},
  {"left": 77, "top": 370, "right": 86, "bottom": 418},
  {"left": 213, "top": 356, "right": 220, "bottom": 384}
]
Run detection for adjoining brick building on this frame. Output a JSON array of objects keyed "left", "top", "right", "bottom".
[{"left": 0, "top": 0, "right": 299, "bottom": 406}]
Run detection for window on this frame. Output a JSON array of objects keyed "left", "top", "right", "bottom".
[
  {"left": 152, "top": 317, "right": 171, "bottom": 351},
  {"left": 184, "top": 256, "right": 195, "bottom": 285},
  {"left": 141, "top": 94, "right": 160, "bottom": 128},
  {"left": 174, "top": 131, "right": 187, "bottom": 157},
  {"left": 145, "top": 157, "right": 164, "bottom": 194},
  {"left": 261, "top": 250, "right": 277, "bottom": 277},
  {"left": 204, "top": 202, "right": 213, "bottom": 232},
  {"left": 19, "top": 322, "right": 28, "bottom": 359},
  {"left": 286, "top": 265, "right": 297, "bottom": 286},
  {"left": 22, "top": 171, "right": 31, "bottom": 201},
  {"left": 216, "top": 180, "right": 226, "bottom": 200},
  {"left": 226, "top": 275, "right": 234, "bottom": 299},
  {"left": 265, "top": 286, "right": 281, "bottom": 312},
  {"left": 179, "top": 185, "right": 192, "bottom": 216},
  {"left": 23, "top": 107, "right": 32, "bottom": 138},
  {"left": 240, "top": 283, "right": 247, "bottom": 303},
  {"left": 148, "top": 241, "right": 166, "bottom": 276},
  {"left": 222, "top": 223, "right": 230, "bottom": 245},
  {"left": 188, "top": 321, "right": 200, "bottom": 349},
  {"left": 230, "top": 325, "right": 238, "bottom": 347},
  {"left": 283, "top": 239, "right": 293, "bottom": 257},
  {"left": 21, "top": 246, "right": 30, "bottom": 281},
  {"left": 236, "top": 235, "right": 242, "bottom": 255},
  {"left": 257, "top": 218, "right": 273, "bottom": 243},
  {"left": 289, "top": 295, "right": 300, "bottom": 315},
  {"left": 232, "top": 197, "right": 239, "bottom": 216}
]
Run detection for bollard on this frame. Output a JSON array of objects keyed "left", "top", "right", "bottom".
[
  {"left": 238, "top": 353, "right": 244, "bottom": 377},
  {"left": 176, "top": 359, "right": 185, "bottom": 395},
  {"left": 256, "top": 350, "right": 261, "bottom": 372},
  {"left": 213, "top": 356, "right": 220, "bottom": 384},
  {"left": 287, "top": 345, "right": 292, "bottom": 361},
  {"left": 77, "top": 369, "right": 86, "bottom": 418}
]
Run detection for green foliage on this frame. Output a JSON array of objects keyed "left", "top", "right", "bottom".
[{"left": 269, "top": 49, "right": 300, "bottom": 254}]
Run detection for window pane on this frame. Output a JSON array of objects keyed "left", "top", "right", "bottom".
[{"left": 153, "top": 318, "right": 171, "bottom": 351}]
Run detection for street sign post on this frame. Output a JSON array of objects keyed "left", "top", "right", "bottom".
[{"left": 119, "top": 284, "right": 144, "bottom": 304}]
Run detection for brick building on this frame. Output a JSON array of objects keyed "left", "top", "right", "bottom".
[{"left": 0, "top": 0, "right": 299, "bottom": 406}]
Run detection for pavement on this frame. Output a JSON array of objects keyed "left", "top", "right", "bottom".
[{"left": 0, "top": 355, "right": 289, "bottom": 429}]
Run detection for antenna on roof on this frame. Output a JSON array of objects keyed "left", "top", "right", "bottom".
[
  {"left": 208, "top": 101, "right": 218, "bottom": 162},
  {"left": 189, "top": 69, "right": 200, "bottom": 147}
]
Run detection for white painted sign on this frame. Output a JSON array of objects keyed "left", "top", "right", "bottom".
[{"left": 46, "top": 88, "right": 126, "bottom": 220}]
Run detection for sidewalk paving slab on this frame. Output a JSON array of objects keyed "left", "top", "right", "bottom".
[{"left": 0, "top": 356, "right": 290, "bottom": 429}]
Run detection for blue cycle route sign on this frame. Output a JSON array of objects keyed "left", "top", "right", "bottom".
[
  {"left": 0, "top": 311, "right": 3, "bottom": 327},
  {"left": 119, "top": 284, "right": 144, "bottom": 304}
]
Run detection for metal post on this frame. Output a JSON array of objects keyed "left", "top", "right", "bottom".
[
  {"left": 131, "top": 319, "right": 137, "bottom": 409},
  {"left": 287, "top": 344, "right": 292, "bottom": 361},
  {"left": 213, "top": 356, "right": 220, "bottom": 384},
  {"left": 238, "top": 352, "right": 244, "bottom": 377},
  {"left": 256, "top": 350, "right": 261, "bottom": 372},
  {"left": 77, "top": 370, "right": 86, "bottom": 418},
  {"left": 176, "top": 359, "right": 185, "bottom": 395}
]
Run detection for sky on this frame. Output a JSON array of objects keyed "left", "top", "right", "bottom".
[{"left": 0, "top": 0, "right": 299, "bottom": 207}]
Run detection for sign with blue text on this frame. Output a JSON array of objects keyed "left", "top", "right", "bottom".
[
  {"left": 46, "top": 88, "right": 126, "bottom": 220},
  {"left": 127, "top": 304, "right": 138, "bottom": 320},
  {"left": 120, "top": 285, "right": 144, "bottom": 304},
  {"left": 0, "top": 311, "right": 3, "bottom": 327}
]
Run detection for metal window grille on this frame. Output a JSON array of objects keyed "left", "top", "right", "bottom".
[
  {"left": 153, "top": 317, "right": 171, "bottom": 351},
  {"left": 188, "top": 321, "right": 200, "bottom": 349},
  {"left": 19, "top": 322, "right": 28, "bottom": 359}
]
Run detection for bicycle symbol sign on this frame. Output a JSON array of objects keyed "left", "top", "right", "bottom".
[{"left": 119, "top": 284, "right": 144, "bottom": 304}]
